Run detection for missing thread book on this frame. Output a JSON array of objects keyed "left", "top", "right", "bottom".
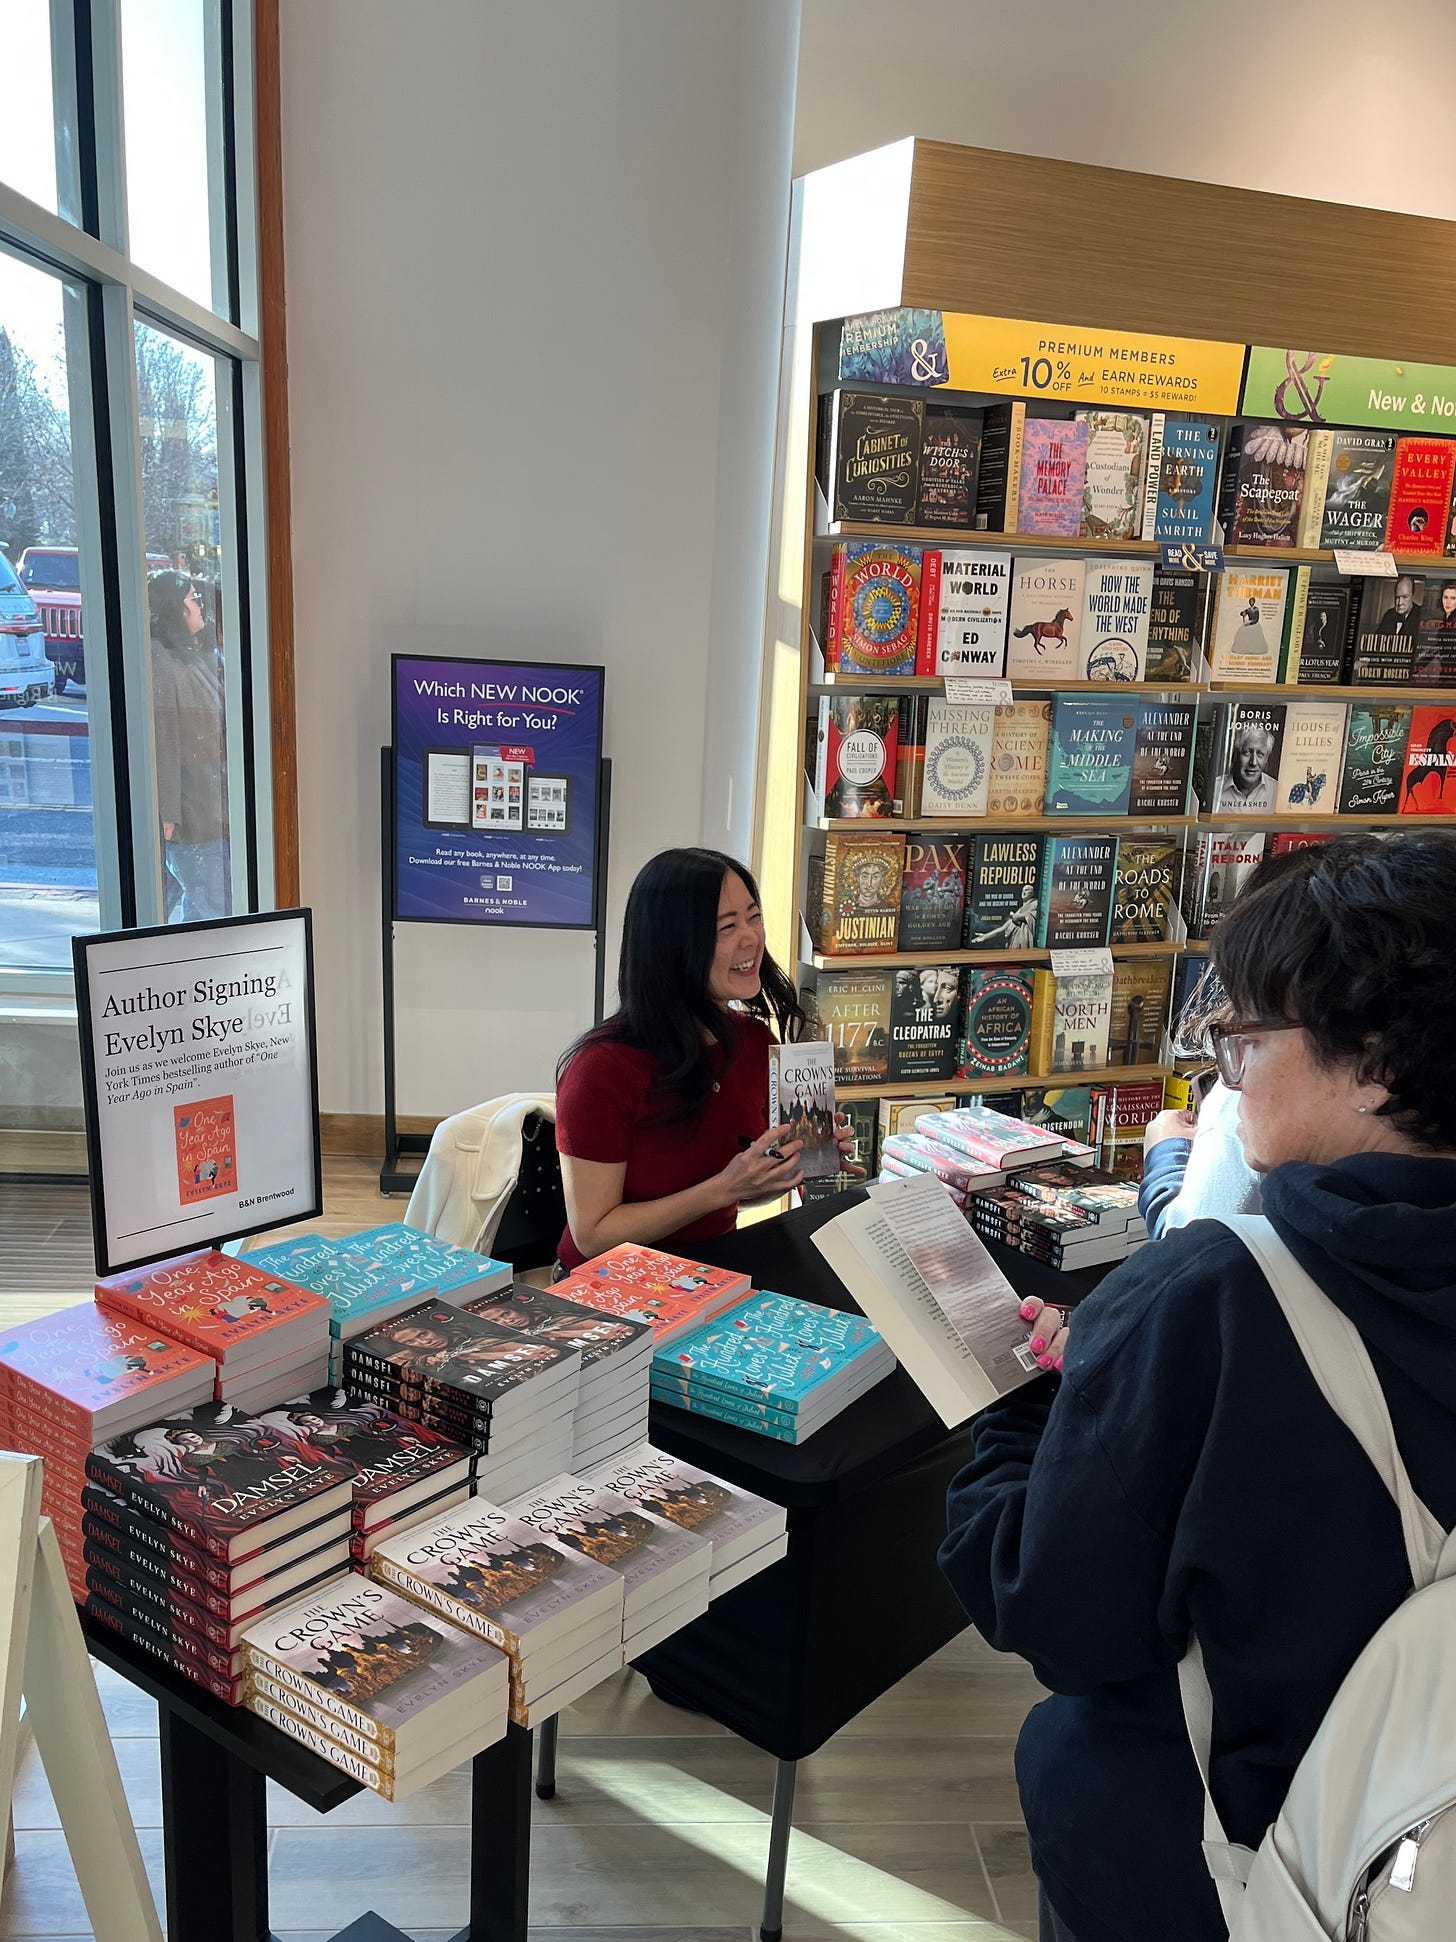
[
  {"left": 173, "top": 1095, "right": 237, "bottom": 1205},
  {"left": 812, "top": 694, "right": 899, "bottom": 819},
  {"left": 1338, "top": 706, "right": 1412, "bottom": 815},
  {"left": 921, "top": 701, "right": 994, "bottom": 816},
  {"left": 819, "top": 388, "right": 924, "bottom": 527},
  {"left": 1006, "top": 558, "right": 1084, "bottom": 682},
  {"left": 768, "top": 1040, "right": 840, "bottom": 1178},
  {"left": 888, "top": 966, "right": 962, "bottom": 1082},
  {"left": 897, "top": 838, "right": 968, "bottom": 953},
  {"left": 1044, "top": 697, "right": 1136, "bottom": 816},
  {"left": 985, "top": 701, "right": 1052, "bottom": 818}
]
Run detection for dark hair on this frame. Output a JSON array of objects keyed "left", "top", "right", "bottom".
[
  {"left": 147, "top": 569, "right": 199, "bottom": 651},
  {"left": 1211, "top": 832, "right": 1456, "bottom": 1149},
  {"left": 558, "top": 847, "right": 806, "bottom": 1123}
]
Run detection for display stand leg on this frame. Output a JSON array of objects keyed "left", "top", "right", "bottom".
[
  {"left": 158, "top": 1703, "right": 268, "bottom": 1942},
  {"left": 535, "top": 1714, "right": 558, "bottom": 1800},
  {"left": 759, "top": 1756, "right": 797, "bottom": 1942},
  {"left": 452, "top": 1721, "right": 532, "bottom": 1942}
]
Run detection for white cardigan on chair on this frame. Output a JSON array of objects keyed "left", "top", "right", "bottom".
[{"left": 404, "top": 1091, "right": 557, "bottom": 1255}]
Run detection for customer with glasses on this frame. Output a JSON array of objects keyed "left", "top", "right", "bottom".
[{"left": 939, "top": 831, "right": 1456, "bottom": 1942}]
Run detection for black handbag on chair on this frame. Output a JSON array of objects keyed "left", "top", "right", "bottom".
[{"left": 489, "top": 1111, "right": 567, "bottom": 1271}]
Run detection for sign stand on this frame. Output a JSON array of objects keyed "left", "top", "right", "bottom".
[
  {"left": 0, "top": 1454, "right": 163, "bottom": 1942},
  {"left": 379, "top": 747, "right": 613, "bottom": 1195}
]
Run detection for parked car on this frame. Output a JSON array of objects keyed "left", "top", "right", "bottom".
[
  {"left": 0, "top": 550, "right": 54, "bottom": 708},
  {"left": 18, "top": 546, "right": 172, "bottom": 693}
]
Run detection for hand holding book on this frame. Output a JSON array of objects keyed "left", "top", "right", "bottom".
[
  {"left": 719, "top": 1125, "right": 804, "bottom": 1203},
  {"left": 1017, "top": 1296, "right": 1069, "bottom": 1372}
]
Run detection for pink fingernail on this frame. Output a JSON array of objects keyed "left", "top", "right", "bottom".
[
  {"left": 1054, "top": 1356, "right": 1064, "bottom": 1371},
  {"left": 1037, "top": 1354, "right": 1053, "bottom": 1369},
  {"left": 1029, "top": 1336, "right": 1045, "bottom": 1354},
  {"left": 1019, "top": 1301, "right": 1038, "bottom": 1320}
]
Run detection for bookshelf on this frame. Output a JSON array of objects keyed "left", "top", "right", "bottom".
[{"left": 754, "top": 138, "right": 1456, "bottom": 1166}]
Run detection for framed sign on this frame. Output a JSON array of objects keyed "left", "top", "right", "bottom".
[
  {"left": 392, "top": 655, "right": 605, "bottom": 928},
  {"left": 72, "top": 910, "right": 322, "bottom": 1276}
]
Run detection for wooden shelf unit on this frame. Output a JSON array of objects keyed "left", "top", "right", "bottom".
[
  {"left": 812, "top": 813, "right": 1196, "bottom": 834},
  {"left": 818, "top": 521, "right": 1456, "bottom": 575},
  {"left": 837, "top": 1062, "right": 1172, "bottom": 1104},
  {"left": 806, "top": 942, "right": 1180, "bottom": 973}
]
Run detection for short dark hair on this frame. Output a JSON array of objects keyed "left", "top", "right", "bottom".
[{"left": 1211, "top": 832, "right": 1456, "bottom": 1149}]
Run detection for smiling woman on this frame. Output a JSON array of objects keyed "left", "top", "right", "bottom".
[{"left": 553, "top": 847, "right": 815, "bottom": 1271}]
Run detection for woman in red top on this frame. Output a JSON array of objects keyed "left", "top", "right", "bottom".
[{"left": 554, "top": 848, "right": 822, "bottom": 1271}]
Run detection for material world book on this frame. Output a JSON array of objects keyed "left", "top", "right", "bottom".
[
  {"left": 1006, "top": 558, "right": 1083, "bottom": 682},
  {"left": 1148, "top": 417, "right": 1219, "bottom": 544},
  {"left": 173, "top": 1095, "right": 237, "bottom": 1205},
  {"left": 887, "top": 967, "right": 962, "bottom": 1082},
  {"left": 964, "top": 834, "right": 1041, "bottom": 950},
  {"left": 820, "top": 388, "right": 924, "bottom": 526},
  {"left": 1044, "top": 697, "right": 1136, "bottom": 816},
  {"left": 1016, "top": 419, "right": 1088, "bottom": 536},
  {"left": 813, "top": 694, "right": 899, "bottom": 820},
  {"left": 921, "top": 701, "right": 995, "bottom": 817},
  {"left": 920, "top": 551, "right": 1010, "bottom": 678},
  {"left": 824, "top": 542, "right": 924, "bottom": 676},
  {"left": 957, "top": 969, "right": 1034, "bottom": 1080},
  {"left": 1080, "top": 561, "right": 1153, "bottom": 681},
  {"left": 1035, "top": 835, "right": 1117, "bottom": 950},
  {"left": 917, "top": 400, "right": 982, "bottom": 528},
  {"left": 1127, "top": 699, "right": 1195, "bottom": 818},
  {"left": 897, "top": 838, "right": 967, "bottom": 953},
  {"left": 985, "top": 701, "right": 1051, "bottom": 818},
  {"left": 807, "top": 970, "right": 891, "bottom": 1086},
  {"left": 1209, "top": 568, "right": 1290, "bottom": 684},
  {"left": 1400, "top": 705, "right": 1456, "bottom": 814},
  {"left": 768, "top": 1039, "right": 839, "bottom": 1178},
  {"left": 1075, "top": 410, "right": 1147, "bottom": 540},
  {"left": 1338, "top": 706, "right": 1412, "bottom": 816}
]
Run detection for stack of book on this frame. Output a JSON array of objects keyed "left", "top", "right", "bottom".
[
  {"left": 250, "top": 1388, "right": 476, "bottom": 1564},
  {"left": 507, "top": 1474, "right": 715, "bottom": 1663},
  {"left": 369, "top": 1496, "right": 627, "bottom": 1727},
  {"left": 0, "top": 1303, "right": 215, "bottom": 1598},
  {"left": 878, "top": 1130, "right": 1003, "bottom": 1205},
  {"left": 343, "top": 1300, "right": 581, "bottom": 1508},
  {"left": 650, "top": 1290, "right": 895, "bottom": 1445},
  {"left": 81, "top": 1479, "right": 352, "bottom": 1699},
  {"left": 460, "top": 1283, "right": 652, "bottom": 1473},
  {"left": 95, "top": 1250, "right": 331, "bottom": 1409},
  {"left": 243, "top": 1232, "right": 440, "bottom": 1383},
  {"left": 241, "top": 1574, "right": 509, "bottom": 1797},
  {"left": 968, "top": 1161, "right": 1147, "bottom": 1271},
  {"left": 84, "top": 1399, "right": 357, "bottom": 1701},
  {"left": 557, "top": 1245, "right": 750, "bottom": 1344},
  {"left": 914, "top": 1106, "right": 1065, "bottom": 1173},
  {"left": 344, "top": 1224, "right": 513, "bottom": 1301},
  {"left": 584, "top": 1443, "right": 788, "bottom": 1599}
]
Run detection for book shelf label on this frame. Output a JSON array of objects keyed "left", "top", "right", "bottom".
[
  {"left": 945, "top": 676, "right": 1013, "bottom": 707},
  {"left": 1332, "top": 548, "right": 1397, "bottom": 578},
  {"left": 1050, "top": 946, "right": 1115, "bottom": 979}
]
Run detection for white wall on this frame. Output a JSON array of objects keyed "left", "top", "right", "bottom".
[
  {"left": 280, "top": 0, "right": 799, "bottom": 1119},
  {"left": 795, "top": 0, "right": 1456, "bottom": 220}
]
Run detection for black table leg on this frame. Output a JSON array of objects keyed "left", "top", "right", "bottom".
[
  {"left": 158, "top": 1701, "right": 270, "bottom": 1942},
  {"left": 452, "top": 1720, "right": 533, "bottom": 1942},
  {"left": 535, "top": 1714, "right": 559, "bottom": 1799}
]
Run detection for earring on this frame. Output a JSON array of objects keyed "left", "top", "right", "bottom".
[{"left": 1355, "top": 1105, "right": 1369, "bottom": 1115}]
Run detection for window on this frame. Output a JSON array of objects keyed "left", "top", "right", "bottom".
[{"left": 0, "top": 5, "right": 270, "bottom": 1175}]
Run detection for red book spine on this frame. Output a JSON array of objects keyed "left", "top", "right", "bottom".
[
  {"left": 85, "top": 1558, "right": 233, "bottom": 1649},
  {"left": 826, "top": 545, "right": 846, "bottom": 670},
  {"left": 917, "top": 550, "right": 942, "bottom": 676},
  {"left": 80, "top": 1490, "right": 233, "bottom": 1591},
  {"left": 82, "top": 1599, "right": 243, "bottom": 1704}
]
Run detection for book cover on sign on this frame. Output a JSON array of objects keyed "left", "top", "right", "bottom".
[
  {"left": 922, "top": 552, "right": 1010, "bottom": 678},
  {"left": 1081, "top": 562, "right": 1153, "bottom": 681},
  {"left": 95, "top": 1250, "right": 328, "bottom": 1360},
  {"left": 1338, "top": 706, "right": 1411, "bottom": 816},
  {"left": 769, "top": 1040, "right": 839, "bottom": 1179},
  {"left": 1006, "top": 558, "right": 1083, "bottom": 681},
  {"left": 813, "top": 695, "right": 899, "bottom": 820},
  {"left": 1044, "top": 697, "right": 1136, "bottom": 816},
  {"left": 173, "top": 1096, "right": 237, "bottom": 1205},
  {"left": 1016, "top": 420, "right": 1088, "bottom": 536},
  {"left": 1400, "top": 705, "right": 1456, "bottom": 815},
  {"left": 888, "top": 967, "right": 961, "bottom": 1082},
  {"left": 986, "top": 701, "right": 1051, "bottom": 818}
]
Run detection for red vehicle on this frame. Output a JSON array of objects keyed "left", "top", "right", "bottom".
[{"left": 18, "top": 546, "right": 173, "bottom": 693}]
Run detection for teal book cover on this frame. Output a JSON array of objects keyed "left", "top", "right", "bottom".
[
  {"left": 1153, "top": 419, "right": 1220, "bottom": 544},
  {"left": 246, "top": 1234, "right": 437, "bottom": 1331},
  {"left": 346, "top": 1224, "right": 510, "bottom": 1296},
  {"left": 1035, "top": 835, "right": 1118, "bottom": 949},
  {"left": 1044, "top": 697, "right": 1137, "bottom": 815},
  {"left": 654, "top": 1291, "right": 888, "bottom": 1408}
]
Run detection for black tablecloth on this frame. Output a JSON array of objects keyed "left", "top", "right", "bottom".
[{"left": 638, "top": 1187, "right": 1110, "bottom": 1759}]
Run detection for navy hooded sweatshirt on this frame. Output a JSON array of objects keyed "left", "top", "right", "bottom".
[{"left": 939, "top": 1151, "right": 1456, "bottom": 1942}]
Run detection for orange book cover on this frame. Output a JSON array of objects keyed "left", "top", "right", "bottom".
[{"left": 174, "top": 1095, "right": 239, "bottom": 1205}]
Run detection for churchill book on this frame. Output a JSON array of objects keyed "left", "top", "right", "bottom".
[
  {"left": 1035, "top": 835, "right": 1117, "bottom": 950},
  {"left": 1016, "top": 419, "right": 1088, "bottom": 536},
  {"left": 819, "top": 389, "right": 924, "bottom": 527},
  {"left": 888, "top": 967, "right": 962, "bottom": 1082},
  {"left": 1338, "top": 705, "right": 1412, "bottom": 816},
  {"left": 1081, "top": 560, "right": 1154, "bottom": 682},
  {"left": 1075, "top": 410, "right": 1148, "bottom": 539},
  {"left": 964, "top": 834, "right": 1041, "bottom": 950},
  {"left": 812, "top": 694, "right": 899, "bottom": 819},
  {"left": 917, "top": 401, "right": 981, "bottom": 528},
  {"left": 897, "top": 838, "right": 968, "bottom": 952},
  {"left": 1044, "top": 696, "right": 1136, "bottom": 816},
  {"left": 1350, "top": 577, "right": 1424, "bottom": 684},
  {"left": 985, "top": 700, "right": 1051, "bottom": 817},
  {"left": 1006, "top": 558, "right": 1083, "bottom": 682}
]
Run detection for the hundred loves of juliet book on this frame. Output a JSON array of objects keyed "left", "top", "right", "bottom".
[
  {"left": 174, "top": 1095, "right": 238, "bottom": 1204},
  {"left": 768, "top": 1040, "right": 839, "bottom": 1179},
  {"left": 656, "top": 1290, "right": 891, "bottom": 1409}
]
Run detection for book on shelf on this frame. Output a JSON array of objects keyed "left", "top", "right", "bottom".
[
  {"left": 1075, "top": 410, "right": 1147, "bottom": 540},
  {"left": 1207, "top": 700, "right": 1286, "bottom": 816},
  {"left": 818, "top": 388, "right": 924, "bottom": 527},
  {"left": 1044, "top": 695, "right": 1137, "bottom": 816},
  {"left": 1127, "top": 698, "right": 1196, "bottom": 818},
  {"left": 1218, "top": 421, "right": 1308, "bottom": 547},
  {"left": 812, "top": 830, "right": 904, "bottom": 955},
  {"left": 339, "top": 1226, "right": 512, "bottom": 1302},
  {"left": 1182, "top": 830, "right": 1268, "bottom": 940},
  {"left": 840, "top": 1097, "right": 881, "bottom": 1173},
  {"left": 1337, "top": 704, "right": 1412, "bottom": 815},
  {"left": 1006, "top": 558, "right": 1084, "bottom": 681},
  {"left": 888, "top": 965, "right": 962, "bottom": 1081},
  {"left": 768, "top": 1039, "right": 840, "bottom": 1178},
  {"left": 1400, "top": 704, "right": 1456, "bottom": 814},
  {"left": 1081, "top": 559, "right": 1154, "bottom": 682},
  {"left": 919, "top": 550, "right": 1011, "bottom": 677},
  {"left": 1035, "top": 834, "right": 1118, "bottom": 949},
  {"left": 1145, "top": 568, "right": 1203, "bottom": 683},
  {"left": 1267, "top": 830, "right": 1337, "bottom": 855},
  {"left": 975, "top": 400, "right": 1026, "bottom": 532},
  {"left": 1091, "top": 1079, "right": 1170, "bottom": 1180},
  {"left": 1299, "top": 429, "right": 1396, "bottom": 550},
  {"left": 653, "top": 1291, "right": 893, "bottom": 1419},
  {"left": 1349, "top": 575, "right": 1423, "bottom": 684},
  {"left": 897, "top": 836, "right": 968, "bottom": 952},
  {"left": 1110, "top": 837, "right": 1181, "bottom": 943},
  {"left": 507, "top": 1475, "right": 713, "bottom": 1634},
  {"left": 1284, "top": 572, "right": 1350, "bottom": 686},
  {"left": 880, "top": 1130, "right": 998, "bottom": 1200},
  {"left": 957, "top": 968, "right": 1034, "bottom": 1080},
  {"left": 583, "top": 1444, "right": 787, "bottom": 1593},
  {"left": 1275, "top": 701, "right": 1348, "bottom": 814},
  {"left": 964, "top": 833, "right": 1042, "bottom": 950},
  {"left": 894, "top": 693, "right": 929, "bottom": 817},
  {"left": 1208, "top": 566, "right": 1290, "bottom": 684},
  {"left": 1016, "top": 418, "right": 1088, "bottom": 536},
  {"left": 1011, "top": 1082, "right": 1097, "bottom": 1143},
  {"left": 921, "top": 700, "right": 995, "bottom": 816},
  {"left": 918, "top": 1104, "right": 1064, "bottom": 1170},
  {"left": 824, "top": 542, "right": 925, "bottom": 676},
  {"left": 1029, "top": 968, "right": 1114, "bottom": 1075},
  {"left": 985, "top": 699, "right": 1052, "bottom": 817},
  {"left": 917, "top": 400, "right": 982, "bottom": 528},
  {"left": 94, "top": 1250, "right": 330, "bottom": 1389},
  {"left": 1416, "top": 575, "right": 1456, "bottom": 684},
  {"left": 1147, "top": 417, "right": 1220, "bottom": 545},
  {"left": 812, "top": 694, "right": 900, "bottom": 820},
  {"left": 1385, "top": 436, "right": 1456, "bottom": 555},
  {"left": 805, "top": 969, "right": 892, "bottom": 1085},
  {"left": 1108, "top": 957, "right": 1173, "bottom": 1067}
]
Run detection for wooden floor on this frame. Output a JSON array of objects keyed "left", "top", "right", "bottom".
[{"left": 0, "top": 1156, "right": 1045, "bottom": 1942}]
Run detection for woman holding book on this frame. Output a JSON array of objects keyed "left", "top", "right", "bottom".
[
  {"left": 939, "top": 832, "right": 1456, "bottom": 1942},
  {"left": 555, "top": 848, "right": 842, "bottom": 1272}
]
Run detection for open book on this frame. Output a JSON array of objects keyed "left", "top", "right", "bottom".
[{"left": 812, "top": 1172, "right": 1042, "bottom": 1427}]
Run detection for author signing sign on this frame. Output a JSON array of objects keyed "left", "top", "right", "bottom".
[{"left": 73, "top": 911, "right": 321, "bottom": 1273}]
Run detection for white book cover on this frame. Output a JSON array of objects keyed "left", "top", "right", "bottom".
[
  {"left": 930, "top": 551, "right": 1010, "bottom": 677},
  {"left": 583, "top": 1443, "right": 786, "bottom": 1571},
  {"left": 1081, "top": 561, "right": 1154, "bottom": 681},
  {"left": 1275, "top": 701, "right": 1348, "bottom": 814},
  {"left": 1006, "top": 557, "right": 1084, "bottom": 681},
  {"left": 1076, "top": 411, "right": 1149, "bottom": 540},
  {"left": 921, "top": 701, "right": 995, "bottom": 816},
  {"left": 1208, "top": 568, "right": 1289, "bottom": 684},
  {"left": 768, "top": 1040, "right": 838, "bottom": 1179}
]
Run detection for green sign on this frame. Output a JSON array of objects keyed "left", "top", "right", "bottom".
[{"left": 1243, "top": 346, "right": 1456, "bottom": 433}]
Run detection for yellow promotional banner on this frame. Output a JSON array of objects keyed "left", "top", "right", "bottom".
[{"left": 938, "top": 313, "right": 1246, "bottom": 414}]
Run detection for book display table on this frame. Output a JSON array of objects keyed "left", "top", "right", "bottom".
[{"left": 81, "top": 1613, "right": 533, "bottom": 1942}]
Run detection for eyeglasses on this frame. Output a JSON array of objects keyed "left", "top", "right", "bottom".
[{"left": 1207, "top": 1018, "right": 1301, "bottom": 1090}]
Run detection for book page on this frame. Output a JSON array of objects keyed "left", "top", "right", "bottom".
[{"left": 425, "top": 749, "right": 470, "bottom": 826}]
